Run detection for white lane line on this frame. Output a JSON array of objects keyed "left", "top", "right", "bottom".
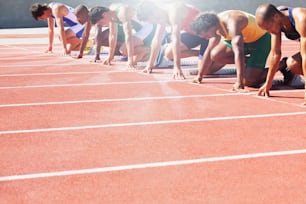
[
  {"left": 0, "top": 80, "right": 176, "bottom": 89},
  {"left": 1, "top": 148, "right": 306, "bottom": 182},
  {"left": 6, "top": 78, "right": 303, "bottom": 90},
  {"left": 254, "top": 94, "right": 306, "bottom": 108},
  {"left": 0, "top": 93, "right": 247, "bottom": 108},
  {"left": 0, "top": 63, "right": 93, "bottom": 68},
  {"left": 1, "top": 111, "right": 306, "bottom": 135},
  {"left": 0, "top": 71, "right": 106, "bottom": 77}
]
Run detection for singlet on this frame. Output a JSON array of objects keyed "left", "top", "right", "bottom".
[
  {"left": 220, "top": 11, "right": 266, "bottom": 43},
  {"left": 110, "top": 3, "right": 142, "bottom": 32},
  {"left": 279, "top": 7, "right": 300, "bottom": 40},
  {"left": 49, "top": 2, "right": 84, "bottom": 38},
  {"left": 110, "top": 3, "right": 128, "bottom": 24},
  {"left": 180, "top": 5, "right": 200, "bottom": 34}
]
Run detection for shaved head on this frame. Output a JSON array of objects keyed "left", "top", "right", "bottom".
[{"left": 256, "top": 4, "right": 281, "bottom": 25}]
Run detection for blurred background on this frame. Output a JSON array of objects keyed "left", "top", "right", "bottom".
[{"left": 0, "top": 0, "right": 305, "bottom": 28}]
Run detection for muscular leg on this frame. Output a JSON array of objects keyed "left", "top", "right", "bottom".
[
  {"left": 133, "top": 46, "right": 150, "bottom": 62},
  {"left": 65, "top": 29, "right": 82, "bottom": 52},
  {"left": 210, "top": 42, "right": 235, "bottom": 64},
  {"left": 119, "top": 36, "right": 150, "bottom": 62},
  {"left": 287, "top": 52, "right": 304, "bottom": 75},
  {"left": 119, "top": 36, "right": 144, "bottom": 56},
  {"left": 244, "top": 67, "right": 268, "bottom": 87},
  {"left": 164, "top": 42, "right": 199, "bottom": 59}
]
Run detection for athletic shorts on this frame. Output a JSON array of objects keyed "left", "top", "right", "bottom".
[
  {"left": 117, "top": 21, "right": 156, "bottom": 47},
  {"left": 181, "top": 32, "right": 209, "bottom": 56},
  {"left": 223, "top": 32, "right": 271, "bottom": 69},
  {"left": 134, "top": 23, "right": 157, "bottom": 47},
  {"left": 116, "top": 20, "right": 142, "bottom": 43},
  {"left": 70, "top": 23, "right": 85, "bottom": 39}
]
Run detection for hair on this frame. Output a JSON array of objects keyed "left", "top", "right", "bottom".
[
  {"left": 136, "top": 1, "right": 159, "bottom": 21},
  {"left": 30, "top": 3, "right": 49, "bottom": 20},
  {"left": 88, "top": 6, "right": 110, "bottom": 24},
  {"left": 256, "top": 4, "right": 282, "bottom": 22},
  {"left": 75, "top": 4, "right": 89, "bottom": 17},
  {"left": 190, "top": 12, "right": 219, "bottom": 35}
]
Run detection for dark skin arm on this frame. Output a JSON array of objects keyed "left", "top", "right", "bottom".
[
  {"left": 294, "top": 8, "right": 306, "bottom": 105},
  {"left": 78, "top": 21, "right": 92, "bottom": 58},
  {"left": 94, "top": 25, "right": 103, "bottom": 62},
  {"left": 193, "top": 35, "right": 221, "bottom": 83},
  {"left": 226, "top": 14, "right": 247, "bottom": 90},
  {"left": 257, "top": 31, "right": 282, "bottom": 97}
]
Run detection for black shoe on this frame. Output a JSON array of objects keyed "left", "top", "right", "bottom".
[{"left": 279, "top": 57, "right": 294, "bottom": 85}]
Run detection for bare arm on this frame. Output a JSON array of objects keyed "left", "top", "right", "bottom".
[
  {"left": 294, "top": 8, "right": 306, "bottom": 104},
  {"left": 170, "top": 23, "right": 181, "bottom": 70},
  {"left": 118, "top": 5, "right": 135, "bottom": 67},
  {"left": 146, "top": 24, "right": 166, "bottom": 69},
  {"left": 78, "top": 21, "right": 92, "bottom": 58},
  {"left": 107, "top": 21, "right": 118, "bottom": 64},
  {"left": 94, "top": 25, "right": 103, "bottom": 62},
  {"left": 195, "top": 36, "right": 221, "bottom": 82},
  {"left": 300, "top": 36, "right": 306, "bottom": 104},
  {"left": 53, "top": 4, "right": 69, "bottom": 54},
  {"left": 47, "top": 17, "right": 54, "bottom": 52},
  {"left": 121, "top": 20, "right": 134, "bottom": 66},
  {"left": 258, "top": 32, "right": 282, "bottom": 96},
  {"left": 168, "top": 4, "right": 185, "bottom": 79},
  {"left": 227, "top": 16, "right": 247, "bottom": 89}
]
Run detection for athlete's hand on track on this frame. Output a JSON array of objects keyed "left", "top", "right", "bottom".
[
  {"left": 173, "top": 67, "right": 185, "bottom": 80},
  {"left": 257, "top": 82, "right": 271, "bottom": 97}
]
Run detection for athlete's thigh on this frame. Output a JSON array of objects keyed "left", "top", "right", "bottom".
[
  {"left": 65, "top": 29, "right": 77, "bottom": 39},
  {"left": 288, "top": 52, "right": 303, "bottom": 75},
  {"left": 211, "top": 41, "right": 234, "bottom": 61}
]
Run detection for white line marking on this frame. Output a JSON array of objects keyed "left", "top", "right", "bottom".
[
  {"left": 254, "top": 95, "right": 306, "bottom": 108},
  {"left": 1, "top": 148, "right": 306, "bottom": 182},
  {"left": 1, "top": 111, "right": 306, "bottom": 135},
  {"left": 0, "top": 93, "right": 247, "bottom": 108},
  {"left": 0, "top": 80, "right": 175, "bottom": 89},
  {"left": 0, "top": 71, "right": 105, "bottom": 77},
  {"left": 0, "top": 63, "right": 96, "bottom": 68}
]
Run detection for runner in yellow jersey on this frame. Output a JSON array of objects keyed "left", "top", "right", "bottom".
[{"left": 190, "top": 10, "right": 276, "bottom": 91}]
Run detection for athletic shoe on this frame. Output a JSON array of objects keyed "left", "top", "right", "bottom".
[
  {"left": 84, "top": 39, "right": 94, "bottom": 55},
  {"left": 278, "top": 57, "right": 295, "bottom": 85},
  {"left": 189, "top": 68, "right": 236, "bottom": 75},
  {"left": 287, "top": 74, "right": 305, "bottom": 88}
]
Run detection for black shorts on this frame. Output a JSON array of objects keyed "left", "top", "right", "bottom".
[{"left": 180, "top": 32, "right": 209, "bottom": 56}]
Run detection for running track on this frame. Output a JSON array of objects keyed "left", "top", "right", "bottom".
[{"left": 0, "top": 29, "right": 305, "bottom": 204}]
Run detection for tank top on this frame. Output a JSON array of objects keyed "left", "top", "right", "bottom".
[
  {"left": 180, "top": 5, "right": 200, "bottom": 34},
  {"left": 49, "top": 2, "right": 84, "bottom": 38},
  {"left": 220, "top": 11, "right": 266, "bottom": 43},
  {"left": 279, "top": 7, "right": 300, "bottom": 40}
]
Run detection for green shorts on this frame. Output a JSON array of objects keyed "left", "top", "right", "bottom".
[{"left": 223, "top": 32, "right": 271, "bottom": 69}]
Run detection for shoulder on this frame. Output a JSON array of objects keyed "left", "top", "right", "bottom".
[
  {"left": 168, "top": 2, "right": 188, "bottom": 19},
  {"left": 293, "top": 7, "right": 306, "bottom": 35},
  {"left": 169, "top": 2, "right": 186, "bottom": 12},
  {"left": 293, "top": 7, "right": 306, "bottom": 21},
  {"left": 220, "top": 10, "right": 247, "bottom": 23},
  {"left": 53, "top": 4, "right": 68, "bottom": 16}
]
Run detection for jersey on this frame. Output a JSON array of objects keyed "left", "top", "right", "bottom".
[
  {"left": 279, "top": 7, "right": 300, "bottom": 40},
  {"left": 220, "top": 11, "right": 266, "bottom": 43},
  {"left": 49, "top": 2, "right": 85, "bottom": 38},
  {"left": 180, "top": 5, "right": 200, "bottom": 34}
]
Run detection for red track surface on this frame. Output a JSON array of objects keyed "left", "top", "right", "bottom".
[{"left": 0, "top": 32, "right": 305, "bottom": 204}]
